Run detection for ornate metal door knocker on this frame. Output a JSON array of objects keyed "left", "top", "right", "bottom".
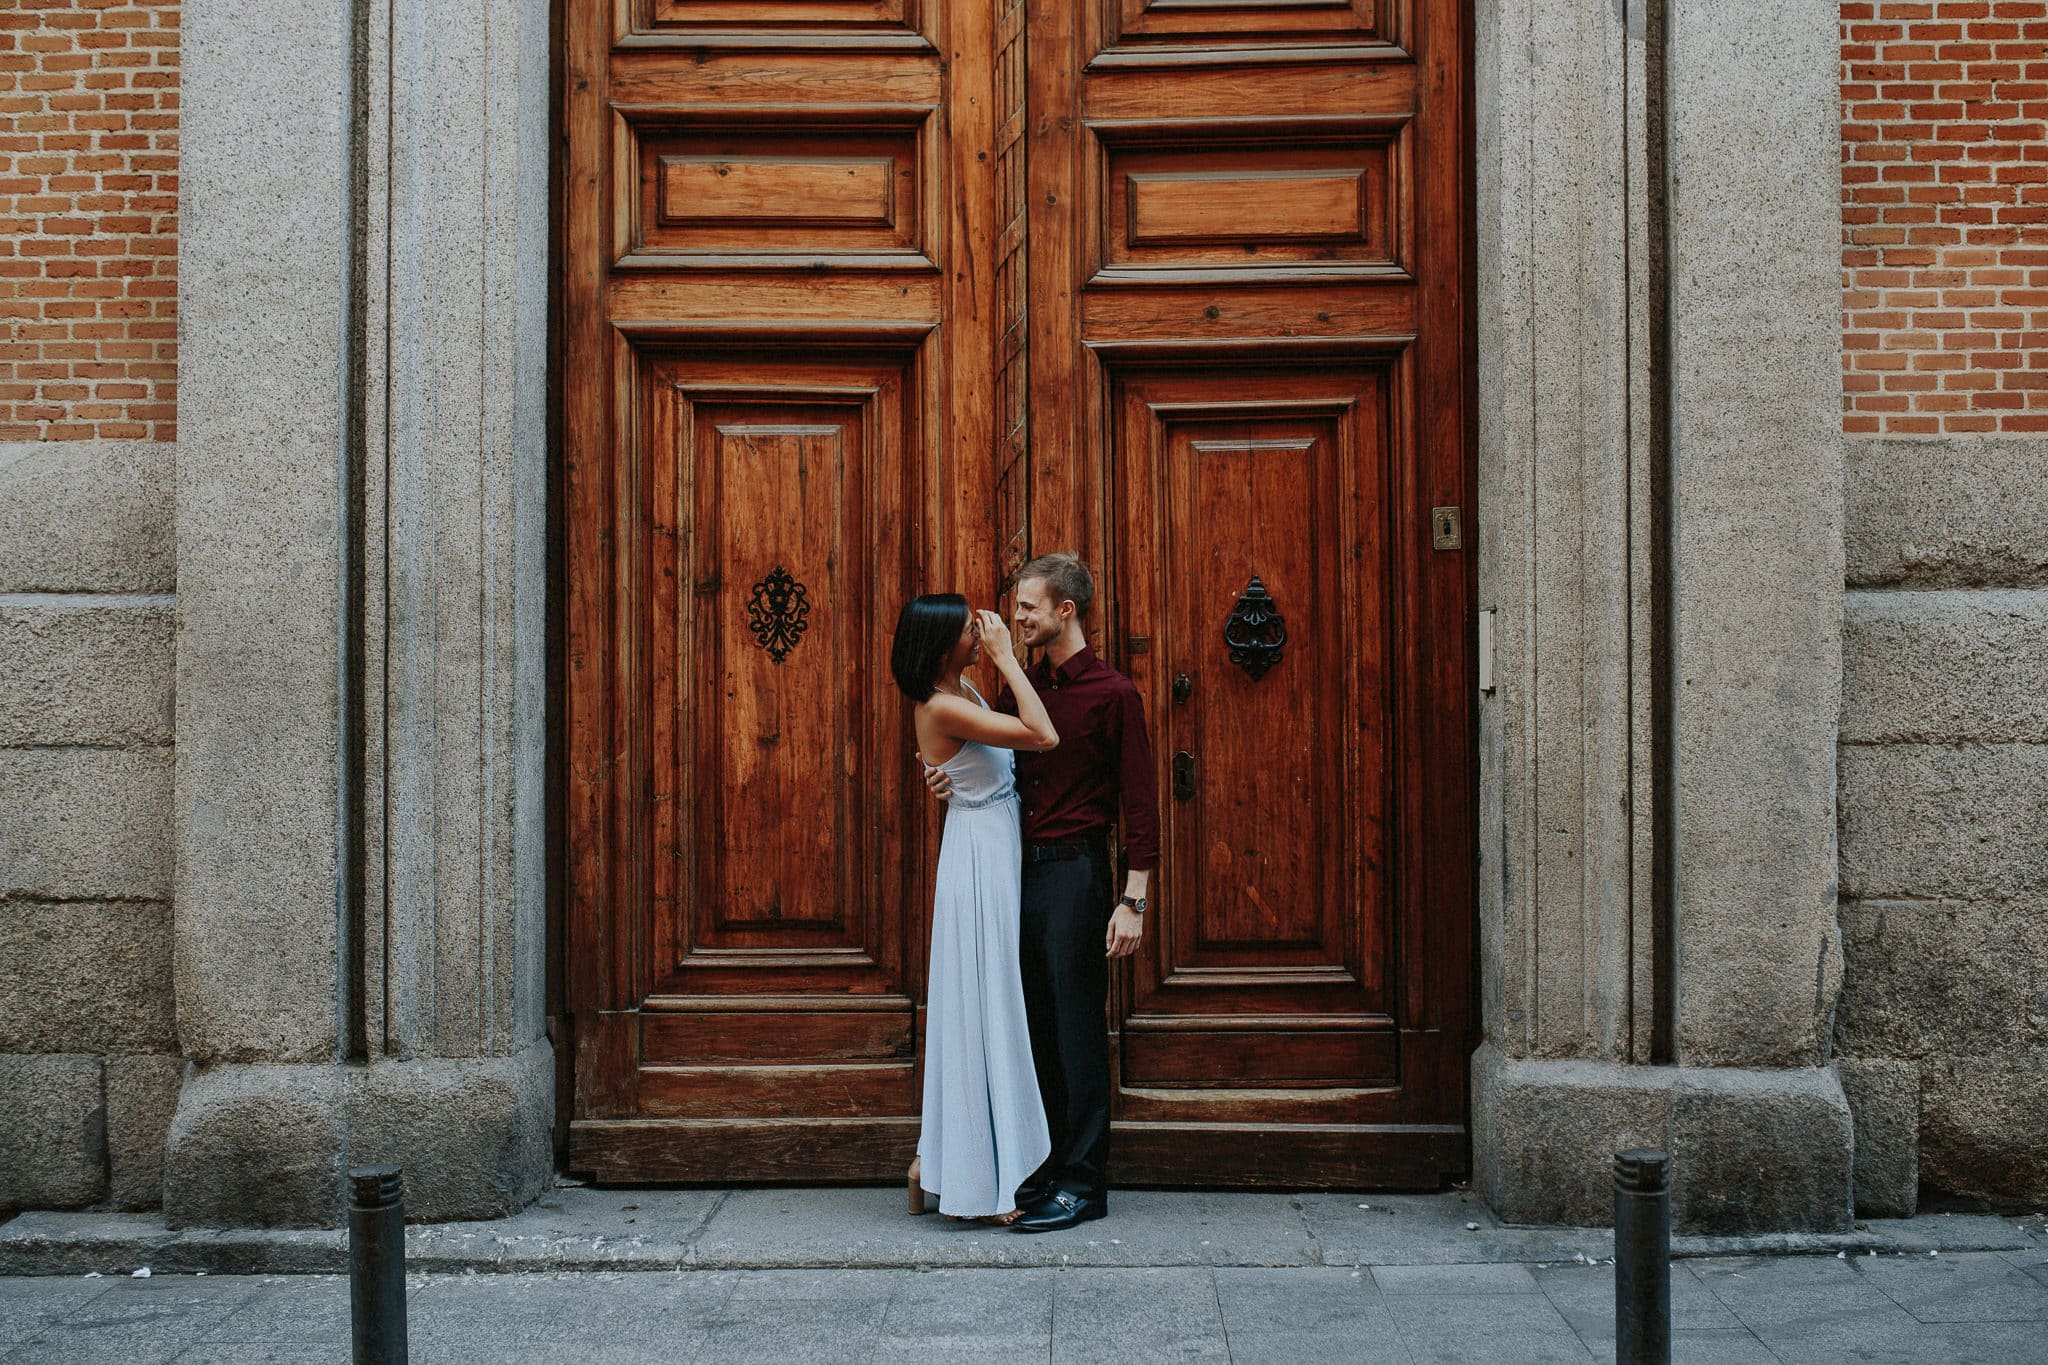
[
  {"left": 1223, "top": 574, "right": 1285, "bottom": 681},
  {"left": 747, "top": 564, "right": 811, "bottom": 664}
]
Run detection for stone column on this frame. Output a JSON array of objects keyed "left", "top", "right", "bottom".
[
  {"left": 166, "top": 0, "right": 354, "bottom": 1227},
  {"left": 348, "top": 0, "right": 554, "bottom": 1217},
  {"left": 1471, "top": 0, "right": 1666, "bottom": 1229},
  {"left": 1472, "top": 0, "right": 1653, "bottom": 1078},
  {"left": 163, "top": 0, "right": 552, "bottom": 1227},
  {"left": 1657, "top": 0, "right": 1852, "bottom": 1233},
  {"left": 1472, "top": 0, "right": 1852, "bottom": 1233}
]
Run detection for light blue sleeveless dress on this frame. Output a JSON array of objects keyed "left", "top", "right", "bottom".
[{"left": 916, "top": 683, "right": 1052, "bottom": 1216}]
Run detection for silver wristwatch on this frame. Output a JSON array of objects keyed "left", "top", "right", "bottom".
[{"left": 1119, "top": 895, "right": 1147, "bottom": 915}]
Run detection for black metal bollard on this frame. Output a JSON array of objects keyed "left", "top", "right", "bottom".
[
  {"left": 1614, "top": 1148, "right": 1671, "bottom": 1365},
  {"left": 348, "top": 1165, "right": 408, "bottom": 1365}
]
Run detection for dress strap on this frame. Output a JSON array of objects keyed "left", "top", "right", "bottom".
[
  {"left": 947, "top": 790, "right": 1018, "bottom": 812},
  {"left": 961, "top": 678, "right": 989, "bottom": 710}
]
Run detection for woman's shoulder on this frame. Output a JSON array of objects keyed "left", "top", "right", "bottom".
[{"left": 922, "top": 688, "right": 978, "bottom": 715}]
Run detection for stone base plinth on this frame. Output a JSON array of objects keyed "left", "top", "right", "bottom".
[
  {"left": 162, "top": 1040, "right": 553, "bottom": 1229},
  {"left": 1471, "top": 1043, "right": 1854, "bottom": 1235}
]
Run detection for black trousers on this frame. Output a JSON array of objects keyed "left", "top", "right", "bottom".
[{"left": 1018, "top": 839, "right": 1115, "bottom": 1203}]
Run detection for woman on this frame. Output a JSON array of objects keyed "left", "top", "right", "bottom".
[{"left": 890, "top": 595, "right": 1057, "bottom": 1222}]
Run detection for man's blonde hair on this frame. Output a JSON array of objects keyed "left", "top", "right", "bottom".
[{"left": 1015, "top": 551, "right": 1095, "bottom": 618}]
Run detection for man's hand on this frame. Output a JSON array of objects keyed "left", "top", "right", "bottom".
[
  {"left": 1106, "top": 905, "right": 1143, "bottom": 958},
  {"left": 915, "top": 752, "right": 952, "bottom": 800}
]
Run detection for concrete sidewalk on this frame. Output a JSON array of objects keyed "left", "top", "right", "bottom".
[
  {"left": 0, "top": 1192, "right": 2043, "bottom": 1362},
  {"left": 0, "top": 1187, "right": 2039, "bottom": 1277}
]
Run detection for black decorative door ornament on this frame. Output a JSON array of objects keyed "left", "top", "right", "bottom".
[
  {"left": 747, "top": 564, "right": 811, "bottom": 664},
  {"left": 1223, "top": 574, "right": 1286, "bottom": 681}
]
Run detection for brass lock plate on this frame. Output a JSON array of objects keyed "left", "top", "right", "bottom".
[{"left": 1431, "top": 505, "right": 1463, "bottom": 551}]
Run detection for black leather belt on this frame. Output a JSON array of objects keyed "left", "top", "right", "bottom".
[{"left": 1026, "top": 838, "right": 1105, "bottom": 863}]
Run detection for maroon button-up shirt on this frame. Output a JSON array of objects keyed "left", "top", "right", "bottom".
[{"left": 996, "top": 645, "right": 1160, "bottom": 871}]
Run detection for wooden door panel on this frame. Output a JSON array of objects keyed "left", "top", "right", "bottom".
[
  {"left": 631, "top": 118, "right": 932, "bottom": 264},
  {"left": 1113, "top": 368, "right": 1397, "bottom": 1098},
  {"left": 1116, "top": 383, "right": 1384, "bottom": 985},
  {"left": 688, "top": 403, "right": 862, "bottom": 941},
  {"left": 1101, "top": 0, "right": 1384, "bottom": 49},
  {"left": 646, "top": 1, "right": 923, "bottom": 34},
  {"left": 1079, "top": 289, "right": 1419, "bottom": 342},
  {"left": 638, "top": 1063, "right": 915, "bottom": 1118},
  {"left": 645, "top": 354, "right": 916, "bottom": 1004},
  {"left": 1122, "top": 1027, "right": 1398, "bottom": 1089},
  {"left": 1168, "top": 412, "right": 1350, "bottom": 974},
  {"left": 641, "top": 1007, "right": 913, "bottom": 1064},
  {"left": 606, "top": 53, "right": 941, "bottom": 111},
  {"left": 1079, "top": 64, "right": 1417, "bottom": 122},
  {"left": 1098, "top": 125, "right": 1406, "bottom": 278}
]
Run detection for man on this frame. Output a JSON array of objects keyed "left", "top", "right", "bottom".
[{"left": 923, "top": 552, "right": 1159, "bottom": 1233}]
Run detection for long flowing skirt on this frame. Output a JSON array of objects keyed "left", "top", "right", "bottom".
[{"left": 916, "top": 795, "right": 1051, "bottom": 1216}]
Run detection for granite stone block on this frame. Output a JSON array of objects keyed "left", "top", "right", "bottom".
[
  {"left": 1842, "top": 588, "right": 2048, "bottom": 745},
  {"left": 0, "top": 901, "right": 175, "bottom": 1054},
  {"left": 1835, "top": 1057, "right": 1920, "bottom": 1220},
  {"left": 1836, "top": 901, "right": 2039, "bottom": 1061},
  {"left": 106, "top": 1053, "right": 183, "bottom": 1212},
  {"left": 1845, "top": 437, "right": 2048, "bottom": 590},
  {"left": 162, "top": 1065, "right": 346, "bottom": 1229},
  {"left": 1839, "top": 743, "right": 2048, "bottom": 905},
  {"left": 0, "top": 596, "right": 174, "bottom": 747},
  {"left": 0, "top": 748, "right": 171, "bottom": 901},
  {"left": 1669, "top": 1068, "right": 1853, "bottom": 1236},
  {"left": 0, "top": 1054, "right": 105, "bottom": 1211},
  {"left": 1918, "top": 1059, "right": 2048, "bottom": 1207},
  {"left": 0, "top": 440, "right": 174, "bottom": 593}
]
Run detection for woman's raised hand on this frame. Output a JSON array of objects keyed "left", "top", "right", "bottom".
[{"left": 976, "top": 609, "right": 1014, "bottom": 660}]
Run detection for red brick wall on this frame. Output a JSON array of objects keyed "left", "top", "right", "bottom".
[
  {"left": 0, "top": 0, "right": 178, "bottom": 442},
  {"left": 1842, "top": 1, "right": 2048, "bottom": 436}
]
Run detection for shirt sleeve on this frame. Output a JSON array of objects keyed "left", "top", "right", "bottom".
[
  {"left": 993, "top": 677, "right": 1019, "bottom": 716},
  {"left": 1114, "top": 680, "right": 1161, "bottom": 871}
]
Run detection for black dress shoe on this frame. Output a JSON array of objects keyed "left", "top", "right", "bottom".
[
  {"left": 1010, "top": 1189, "right": 1107, "bottom": 1233},
  {"left": 1014, "top": 1180, "right": 1055, "bottom": 1210}
]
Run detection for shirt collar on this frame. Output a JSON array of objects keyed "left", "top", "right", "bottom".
[{"left": 1034, "top": 644, "right": 1099, "bottom": 687}]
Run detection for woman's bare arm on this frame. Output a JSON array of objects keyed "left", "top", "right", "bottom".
[
  {"left": 974, "top": 610, "right": 1056, "bottom": 750},
  {"left": 924, "top": 689, "right": 1056, "bottom": 753}
]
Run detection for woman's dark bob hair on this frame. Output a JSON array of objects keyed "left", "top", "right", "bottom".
[{"left": 891, "top": 594, "right": 969, "bottom": 701}]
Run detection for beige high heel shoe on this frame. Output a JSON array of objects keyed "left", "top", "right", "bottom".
[{"left": 907, "top": 1156, "right": 931, "bottom": 1215}]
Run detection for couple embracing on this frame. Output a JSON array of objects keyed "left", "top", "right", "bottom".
[{"left": 888, "top": 553, "right": 1160, "bottom": 1232}]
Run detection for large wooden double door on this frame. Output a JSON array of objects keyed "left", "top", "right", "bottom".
[{"left": 563, "top": 0, "right": 1473, "bottom": 1187}]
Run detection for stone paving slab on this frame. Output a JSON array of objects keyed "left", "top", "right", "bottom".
[
  {"left": 1685, "top": 1252, "right": 2048, "bottom": 1365},
  {"left": 2005, "top": 1242, "right": 2048, "bottom": 1290},
  {"left": 1853, "top": 1249, "right": 2048, "bottom": 1324},
  {"left": 5, "top": 1252, "right": 2048, "bottom": 1363},
  {"left": 1211, "top": 1267, "right": 1405, "bottom": 1365},
  {"left": 1381, "top": 1287, "right": 1596, "bottom": 1363}
]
